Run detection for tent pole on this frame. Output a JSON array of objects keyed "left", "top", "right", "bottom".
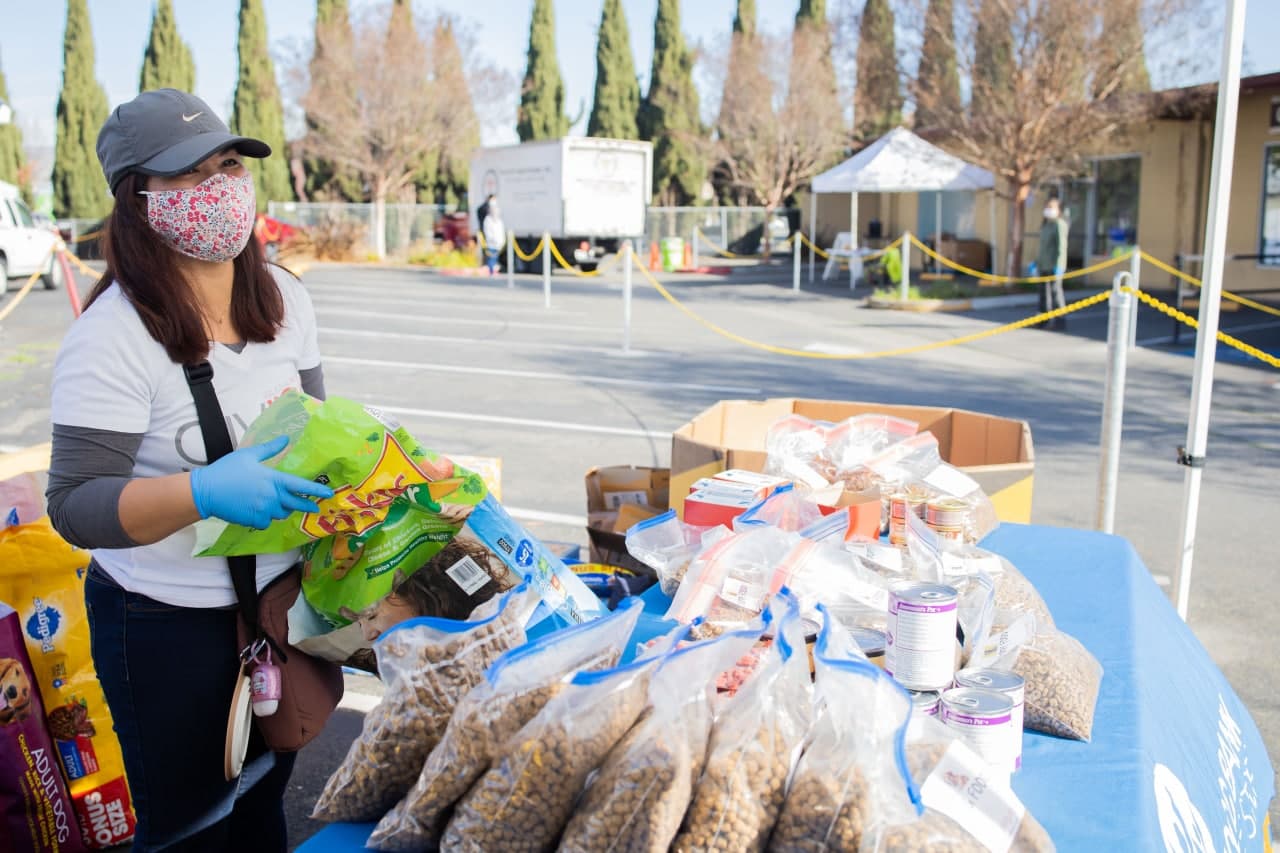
[
  {"left": 850, "top": 191, "right": 859, "bottom": 289},
  {"left": 1172, "top": 0, "right": 1245, "bottom": 621},
  {"left": 935, "top": 192, "right": 943, "bottom": 274}
]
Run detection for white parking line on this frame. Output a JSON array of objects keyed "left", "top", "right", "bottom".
[
  {"left": 304, "top": 284, "right": 592, "bottom": 316},
  {"left": 374, "top": 404, "right": 672, "bottom": 439},
  {"left": 319, "top": 326, "right": 659, "bottom": 357},
  {"left": 313, "top": 305, "right": 605, "bottom": 333},
  {"left": 337, "top": 692, "right": 381, "bottom": 713},
  {"left": 325, "top": 355, "right": 763, "bottom": 394}
]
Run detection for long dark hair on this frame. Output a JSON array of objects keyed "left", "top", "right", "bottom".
[{"left": 85, "top": 171, "right": 285, "bottom": 365}]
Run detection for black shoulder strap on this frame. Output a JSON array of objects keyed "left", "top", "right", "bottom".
[{"left": 183, "top": 361, "right": 261, "bottom": 640}]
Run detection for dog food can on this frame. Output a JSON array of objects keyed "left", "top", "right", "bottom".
[
  {"left": 941, "top": 687, "right": 1018, "bottom": 778},
  {"left": 886, "top": 582, "right": 959, "bottom": 691},
  {"left": 909, "top": 689, "right": 941, "bottom": 717},
  {"left": 955, "top": 667, "right": 1025, "bottom": 770},
  {"left": 925, "top": 497, "right": 969, "bottom": 541},
  {"left": 850, "top": 627, "right": 886, "bottom": 668}
]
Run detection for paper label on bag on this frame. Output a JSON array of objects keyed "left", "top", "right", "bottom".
[
  {"left": 921, "top": 741, "right": 1025, "bottom": 853},
  {"left": 977, "top": 614, "right": 1037, "bottom": 668},
  {"left": 719, "top": 577, "right": 768, "bottom": 612},
  {"left": 446, "top": 555, "right": 490, "bottom": 596},
  {"left": 925, "top": 465, "right": 981, "bottom": 498},
  {"left": 848, "top": 541, "right": 905, "bottom": 573},
  {"left": 604, "top": 490, "right": 649, "bottom": 510},
  {"left": 941, "top": 552, "right": 1002, "bottom": 578}
]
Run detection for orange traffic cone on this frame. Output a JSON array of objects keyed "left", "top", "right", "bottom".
[
  {"left": 683, "top": 241, "right": 693, "bottom": 271},
  {"left": 648, "top": 241, "right": 660, "bottom": 272}
]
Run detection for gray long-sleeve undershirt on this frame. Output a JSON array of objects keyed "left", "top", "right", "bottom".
[{"left": 46, "top": 363, "right": 325, "bottom": 550}]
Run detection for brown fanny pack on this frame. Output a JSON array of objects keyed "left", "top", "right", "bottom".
[{"left": 183, "top": 361, "right": 343, "bottom": 763}]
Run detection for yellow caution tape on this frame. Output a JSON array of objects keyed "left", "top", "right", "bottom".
[
  {"left": 547, "top": 240, "right": 606, "bottom": 277},
  {"left": 512, "top": 237, "right": 548, "bottom": 263},
  {"left": 910, "top": 234, "right": 1130, "bottom": 284},
  {"left": 0, "top": 250, "right": 55, "bottom": 324},
  {"left": 1139, "top": 251, "right": 1280, "bottom": 319},
  {"left": 796, "top": 232, "right": 904, "bottom": 264},
  {"left": 629, "top": 252, "right": 1278, "bottom": 369},
  {"left": 64, "top": 251, "right": 99, "bottom": 279}
]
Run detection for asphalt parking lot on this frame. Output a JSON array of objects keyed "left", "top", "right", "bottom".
[{"left": 1, "top": 256, "right": 1276, "bottom": 847}]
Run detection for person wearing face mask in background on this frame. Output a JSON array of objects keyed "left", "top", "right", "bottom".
[
  {"left": 45, "top": 89, "right": 334, "bottom": 851},
  {"left": 1036, "top": 196, "right": 1070, "bottom": 330},
  {"left": 481, "top": 197, "right": 506, "bottom": 275}
]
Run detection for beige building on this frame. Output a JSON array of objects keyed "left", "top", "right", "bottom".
[{"left": 807, "top": 72, "right": 1280, "bottom": 294}]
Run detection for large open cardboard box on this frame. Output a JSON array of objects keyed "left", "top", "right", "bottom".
[
  {"left": 670, "top": 399, "right": 1035, "bottom": 522},
  {"left": 584, "top": 466, "right": 671, "bottom": 573}
]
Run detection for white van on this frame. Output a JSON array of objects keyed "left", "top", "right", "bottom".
[{"left": 0, "top": 180, "right": 62, "bottom": 296}]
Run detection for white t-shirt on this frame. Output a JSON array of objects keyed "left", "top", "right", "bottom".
[{"left": 50, "top": 269, "right": 321, "bottom": 607}]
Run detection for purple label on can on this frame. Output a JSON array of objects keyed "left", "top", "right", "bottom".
[
  {"left": 944, "top": 711, "right": 1012, "bottom": 726},
  {"left": 892, "top": 600, "right": 958, "bottom": 615}
]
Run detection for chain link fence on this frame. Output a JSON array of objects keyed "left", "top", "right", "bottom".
[
  {"left": 266, "top": 201, "right": 464, "bottom": 261},
  {"left": 644, "top": 206, "right": 799, "bottom": 256}
]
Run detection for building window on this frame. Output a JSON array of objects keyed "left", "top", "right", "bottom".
[
  {"left": 1261, "top": 144, "right": 1280, "bottom": 266},
  {"left": 1093, "top": 156, "right": 1141, "bottom": 256}
]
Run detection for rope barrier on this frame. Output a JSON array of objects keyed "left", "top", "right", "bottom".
[
  {"left": 795, "top": 232, "right": 904, "bottom": 265},
  {"left": 512, "top": 237, "right": 548, "bottom": 263},
  {"left": 910, "top": 234, "right": 1131, "bottom": 284},
  {"left": 1139, "top": 250, "right": 1280, "bottom": 319},
  {"left": 548, "top": 240, "right": 609, "bottom": 277},
  {"left": 68, "top": 229, "right": 102, "bottom": 244},
  {"left": 629, "top": 253, "right": 1279, "bottom": 369},
  {"left": 0, "top": 252, "right": 54, "bottom": 324},
  {"left": 64, "top": 251, "right": 99, "bottom": 280},
  {"left": 693, "top": 227, "right": 797, "bottom": 259}
]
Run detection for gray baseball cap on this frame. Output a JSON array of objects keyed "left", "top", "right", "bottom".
[{"left": 97, "top": 89, "right": 271, "bottom": 194}]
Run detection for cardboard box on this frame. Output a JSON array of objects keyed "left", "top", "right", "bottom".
[
  {"left": 671, "top": 399, "right": 1034, "bottom": 523},
  {"left": 585, "top": 466, "right": 671, "bottom": 573},
  {"left": 684, "top": 487, "right": 758, "bottom": 527}
]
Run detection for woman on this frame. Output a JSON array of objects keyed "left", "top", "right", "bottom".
[
  {"left": 482, "top": 198, "right": 505, "bottom": 276},
  {"left": 46, "top": 89, "right": 334, "bottom": 851}
]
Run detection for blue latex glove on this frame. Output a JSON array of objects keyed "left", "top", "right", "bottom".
[
  {"left": 1027, "top": 261, "right": 1038, "bottom": 276},
  {"left": 190, "top": 435, "right": 334, "bottom": 529}
]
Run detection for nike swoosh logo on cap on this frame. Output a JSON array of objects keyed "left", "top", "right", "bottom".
[{"left": 182, "top": 112, "right": 204, "bottom": 122}]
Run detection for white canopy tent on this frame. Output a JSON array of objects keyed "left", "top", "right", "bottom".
[{"left": 809, "top": 127, "right": 998, "bottom": 287}]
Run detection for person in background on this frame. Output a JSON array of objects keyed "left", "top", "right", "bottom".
[
  {"left": 482, "top": 198, "right": 505, "bottom": 276},
  {"left": 45, "top": 89, "right": 333, "bottom": 851},
  {"left": 1037, "top": 196, "right": 1070, "bottom": 330}
]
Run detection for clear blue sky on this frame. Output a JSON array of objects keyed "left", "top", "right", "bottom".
[{"left": 3, "top": 0, "right": 1278, "bottom": 163}]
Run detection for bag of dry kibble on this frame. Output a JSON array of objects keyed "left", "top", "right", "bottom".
[
  {"left": 311, "top": 580, "right": 537, "bottom": 824},
  {"left": 366, "top": 598, "right": 645, "bottom": 851},
  {"left": 559, "top": 614, "right": 768, "bottom": 853},
  {"left": 441, "top": 622, "right": 690, "bottom": 852},
  {"left": 673, "top": 590, "right": 810, "bottom": 853}
]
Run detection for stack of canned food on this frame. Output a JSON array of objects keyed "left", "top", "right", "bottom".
[{"left": 885, "top": 581, "right": 1025, "bottom": 782}]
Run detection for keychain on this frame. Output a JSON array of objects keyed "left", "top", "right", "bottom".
[{"left": 246, "top": 639, "right": 281, "bottom": 718}]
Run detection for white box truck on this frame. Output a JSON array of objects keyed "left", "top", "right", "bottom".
[{"left": 469, "top": 137, "right": 652, "bottom": 271}]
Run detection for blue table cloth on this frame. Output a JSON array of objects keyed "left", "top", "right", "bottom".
[{"left": 299, "top": 523, "right": 1274, "bottom": 852}]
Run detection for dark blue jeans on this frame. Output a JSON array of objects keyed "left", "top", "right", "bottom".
[{"left": 85, "top": 564, "right": 295, "bottom": 852}]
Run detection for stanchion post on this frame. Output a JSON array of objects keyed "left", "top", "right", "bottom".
[
  {"left": 57, "top": 250, "right": 82, "bottom": 318},
  {"left": 542, "top": 232, "right": 551, "bottom": 309},
  {"left": 506, "top": 238, "right": 514, "bottom": 290},
  {"left": 1097, "top": 272, "right": 1134, "bottom": 534},
  {"left": 792, "top": 232, "right": 801, "bottom": 293},
  {"left": 622, "top": 240, "right": 633, "bottom": 354},
  {"left": 692, "top": 226, "right": 699, "bottom": 268},
  {"left": 900, "top": 231, "right": 912, "bottom": 301},
  {"left": 1128, "top": 247, "right": 1141, "bottom": 350}
]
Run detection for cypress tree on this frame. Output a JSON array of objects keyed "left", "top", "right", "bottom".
[
  {"left": 795, "top": 0, "right": 825, "bottom": 27},
  {"left": 0, "top": 56, "right": 27, "bottom": 200},
  {"left": 231, "top": 0, "right": 293, "bottom": 211},
  {"left": 139, "top": 0, "right": 196, "bottom": 93},
  {"left": 304, "top": 0, "right": 361, "bottom": 201},
  {"left": 854, "top": 0, "right": 902, "bottom": 141},
  {"left": 915, "top": 0, "right": 960, "bottom": 129},
  {"left": 422, "top": 19, "right": 479, "bottom": 205},
  {"left": 640, "top": 0, "right": 704, "bottom": 205},
  {"left": 733, "top": 0, "right": 756, "bottom": 35},
  {"left": 587, "top": 0, "right": 641, "bottom": 139},
  {"left": 794, "top": 0, "right": 837, "bottom": 129},
  {"left": 1095, "top": 0, "right": 1150, "bottom": 98},
  {"left": 517, "top": 0, "right": 569, "bottom": 141},
  {"left": 51, "top": 0, "right": 110, "bottom": 219},
  {"left": 972, "top": 0, "right": 1013, "bottom": 119}
]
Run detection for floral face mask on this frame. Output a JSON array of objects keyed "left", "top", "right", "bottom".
[{"left": 140, "top": 172, "right": 256, "bottom": 262}]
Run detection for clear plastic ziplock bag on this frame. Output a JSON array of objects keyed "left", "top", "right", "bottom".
[
  {"left": 673, "top": 590, "right": 811, "bottom": 853},
  {"left": 735, "top": 484, "right": 826, "bottom": 534},
  {"left": 821, "top": 414, "right": 920, "bottom": 488},
  {"left": 994, "top": 623, "right": 1102, "bottom": 742},
  {"left": 559, "top": 617, "right": 767, "bottom": 853},
  {"left": 441, "top": 623, "right": 691, "bottom": 852},
  {"left": 769, "top": 605, "right": 916, "bottom": 853},
  {"left": 883, "top": 716, "right": 1055, "bottom": 853},
  {"left": 933, "top": 540, "right": 1055, "bottom": 632},
  {"left": 764, "top": 414, "right": 834, "bottom": 490},
  {"left": 311, "top": 581, "right": 536, "bottom": 824},
  {"left": 625, "top": 509, "right": 729, "bottom": 597},
  {"left": 775, "top": 538, "right": 891, "bottom": 632},
  {"left": 663, "top": 526, "right": 795, "bottom": 639},
  {"left": 367, "top": 599, "right": 644, "bottom": 851}
]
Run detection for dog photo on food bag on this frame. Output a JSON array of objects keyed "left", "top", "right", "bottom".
[{"left": 0, "top": 657, "right": 33, "bottom": 725}]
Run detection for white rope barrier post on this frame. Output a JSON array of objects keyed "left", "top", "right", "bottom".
[
  {"left": 541, "top": 232, "right": 551, "bottom": 309},
  {"left": 1097, "top": 272, "right": 1134, "bottom": 534},
  {"left": 1127, "top": 246, "right": 1141, "bottom": 350},
  {"left": 692, "top": 226, "right": 699, "bottom": 268},
  {"left": 506, "top": 238, "right": 514, "bottom": 290},
  {"left": 793, "top": 231, "right": 801, "bottom": 293},
  {"left": 622, "top": 240, "right": 633, "bottom": 354},
  {"left": 900, "top": 231, "right": 912, "bottom": 301},
  {"left": 1173, "top": 0, "right": 1246, "bottom": 621},
  {"left": 809, "top": 193, "right": 817, "bottom": 283}
]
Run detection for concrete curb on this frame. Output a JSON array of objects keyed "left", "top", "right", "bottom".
[{"left": 868, "top": 292, "right": 1104, "bottom": 313}]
